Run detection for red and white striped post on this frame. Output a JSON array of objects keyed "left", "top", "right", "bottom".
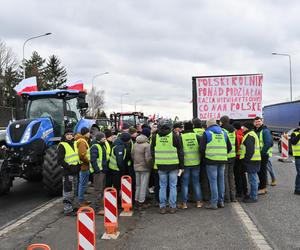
[
  {"left": 77, "top": 207, "right": 96, "bottom": 250},
  {"left": 120, "top": 175, "right": 133, "bottom": 216},
  {"left": 279, "top": 133, "right": 292, "bottom": 163},
  {"left": 101, "top": 187, "right": 120, "bottom": 239}
]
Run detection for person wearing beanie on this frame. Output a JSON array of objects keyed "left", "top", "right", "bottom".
[
  {"left": 151, "top": 123, "right": 184, "bottom": 214},
  {"left": 240, "top": 122, "right": 261, "bottom": 203},
  {"left": 75, "top": 127, "right": 91, "bottom": 207},
  {"left": 129, "top": 127, "right": 138, "bottom": 143},
  {"left": 193, "top": 118, "right": 205, "bottom": 136},
  {"left": 200, "top": 118, "right": 232, "bottom": 209},
  {"left": 57, "top": 128, "right": 80, "bottom": 216},
  {"left": 107, "top": 132, "right": 132, "bottom": 197},
  {"left": 173, "top": 122, "right": 183, "bottom": 136},
  {"left": 220, "top": 115, "right": 237, "bottom": 203},
  {"left": 232, "top": 121, "right": 248, "bottom": 199},
  {"left": 131, "top": 128, "right": 153, "bottom": 210},
  {"left": 254, "top": 117, "right": 273, "bottom": 195},
  {"left": 290, "top": 121, "right": 300, "bottom": 195},
  {"left": 121, "top": 122, "right": 130, "bottom": 132},
  {"left": 178, "top": 121, "right": 203, "bottom": 210},
  {"left": 90, "top": 132, "right": 107, "bottom": 215},
  {"left": 141, "top": 127, "right": 151, "bottom": 138}
]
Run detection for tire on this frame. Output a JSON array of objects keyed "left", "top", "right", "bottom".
[
  {"left": 0, "top": 160, "right": 12, "bottom": 196},
  {"left": 42, "top": 146, "right": 62, "bottom": 196}
]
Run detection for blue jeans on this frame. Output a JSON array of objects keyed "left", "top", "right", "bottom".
[
  {"left": 181, "top": 167, "right": 202, "bottom": 203},
  {"left": 295, "top": 158, "right": 300, "bottom": 192},
  {"left": 78, "top": 170, "right": 90, "bottom": 203},
  {"left": 206, "top": 164, "right": 225, "bottom": 206},
  {"left": 248, "top": 172, "right": 258, "bottom": 200},
  {"left": 158, "top": 170, "right": 178, "bottom": 208},
  {"left": 267, "top": 159, "right": 276, "bottom": 181}
]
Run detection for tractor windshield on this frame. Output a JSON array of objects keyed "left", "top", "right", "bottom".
[
  {"left": 121, "top": 114, "right": 136, "bottom": 126},
  {"left": 26, "top": 98, "right": 64, "bottom": 136},
  {"left": 65, "top": 98, "right": 81, "bottom": 129}
]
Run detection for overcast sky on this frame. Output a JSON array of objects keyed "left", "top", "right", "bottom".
[{"left": 1, "top": 0, "right": 300, "bottom": 119}]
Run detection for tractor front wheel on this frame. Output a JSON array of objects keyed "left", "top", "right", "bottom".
[
  {"left": 0, "top": 160, "right": 12, "bottom": 196},
  {"left": 42, "top": 146, "right": 62, "bottom": 196}
]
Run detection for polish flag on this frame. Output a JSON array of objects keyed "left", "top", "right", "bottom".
[
  {"left": 14, "top": 77, "right": 38, "bottom": 95},
  {"left": 66, "top": 80, "right": 84, "bottom": 91}
]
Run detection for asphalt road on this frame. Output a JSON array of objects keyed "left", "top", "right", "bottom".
[{"left": 0, "top": 178, "right": 53, "bottom": 229}]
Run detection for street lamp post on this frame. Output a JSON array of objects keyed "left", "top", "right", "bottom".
[
  {"left": 22, "top": 32, "right": 52, "bottom": 79},
  {"left": 121, "top": 93, "right": 129, "bottom": 113},
  {"left": 134, "top": 99, "right": 142, "bottom": 112},
  {"left": 272, "top": 52, "right": 293, "bottom": 101},
  {"left": 90, "top": 72, "right": 109, "bottom": 117}
]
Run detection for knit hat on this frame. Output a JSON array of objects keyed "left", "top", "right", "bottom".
[
  {"left": 173, "top": 122, "right": 183, "bottom": 129},
  {"left": 64, "top": 128, "right": 73, "bottom": 135},
  {"left": 104, "top": 129, "right": 113, "bottom": 138},
  {"left": 232, "top": 121, "right": 242, "bottom": 130},
  {"left": 122, "top": 123, "right": 130, "bottom": 130},
  {"left": 243, "top": 122, "right": 254, "bottom": 130},
  {"left": 141, "top": 128, "right": 151, "bottom": 138},
  {"left": 220, "top": 115, "right": 230, "bottom": 124},
  {"left": 129, "top": 127, "right": 137, "bottom": 135},
  {"left": 192, "top": 118, "right": 202, "bottom": 128},
  {"left": 80, "top": 127, "right": 90, "bottom": 136},
  {"left": 95, "top": 132, "right": 105, "bottom": 142},
  {"left": 183, "top": 121, "right": 193, "bottom": 131},
  {"left": 142, "top": 124, "right": 151, "bottom": 130},
  {"left": 206, "top": 118, "right": 217, "bottom": 128},
  {"left": 120, "top": 132, "right": 131, "bottom": 142}
]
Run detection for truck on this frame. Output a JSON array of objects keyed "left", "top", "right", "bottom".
[
  {"left": 0, "top": 90, "right": 100, "bottom": 196},
  {"left": 263, "top": 100, "right": 300, "bottom": 139},
  {"left": 110, "top": 112, "right": 148, "bottom": 133}
]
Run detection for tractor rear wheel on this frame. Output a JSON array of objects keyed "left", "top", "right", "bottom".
[
  {"left": 42, "top": 146, "right": 62, "bottom": 196},
  {"left": 0, "top": 160, "right": 12, "bottom": 196}
]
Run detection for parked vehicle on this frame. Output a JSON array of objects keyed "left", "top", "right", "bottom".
[
  {"left": 263, "top": 100, "right": 300, "bottom": 139},
  {"left": 0, "top": 90, "right": 99, "bottom": 196},
  {"left": 110, "top": 112, "right": 148, "bottom": 133}
]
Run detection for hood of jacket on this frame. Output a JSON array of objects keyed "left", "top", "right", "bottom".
[
  {"left": 158, "top": 125, "right": 172, "bottom": 136},
  {"left": 74, "top": 133, "right": 90, "bottom": 142},
  {"left": 236, "top": 128, "right": 244, "bottom": 137},
  {"left": 221, "top": 124, "right": 235, "bottom": 133},
  {"left": 206, "top": 124, "right": 223, "bottom": 134},
  {"left": 112, "top": 138, "right": 126, "bottom": 147},
  {"left": 136, "top": 134, "right": 149, "bottom": 144}
]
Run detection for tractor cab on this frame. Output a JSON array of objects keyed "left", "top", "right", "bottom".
[
  {"left": 110, "top": 112, "right": 147, "bottom": 133},
  {"left": 21, "top": 90, "right": 87, "bottom": 137}
]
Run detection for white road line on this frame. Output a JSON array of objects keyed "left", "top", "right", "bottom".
[
  {"left": 0, "top": 197, "right": 62, "bottom": 237},
  {"left": 232, "top": 202, "right": 273, "bottom": 250}
]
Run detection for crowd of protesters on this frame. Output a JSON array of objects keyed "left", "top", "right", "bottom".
[{"left": 58, "top": 115, "right": 300, "bottom": 216}]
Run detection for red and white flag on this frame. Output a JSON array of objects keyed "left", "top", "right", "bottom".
[
  {"left": 66, "top": 80, "right": 84, "bottom": 91},
  {"left": 14, "top": 77, "right": 38, "bottom": 95}
]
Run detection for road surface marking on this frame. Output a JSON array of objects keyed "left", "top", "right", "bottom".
[
  {"left": 232, "top": 202, "right": 273, "bottom": 250},
  {"left": 0, "top": 197, "right": 62, "bottom": 237}
]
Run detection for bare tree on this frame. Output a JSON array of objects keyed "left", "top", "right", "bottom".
[
  {"left": 86, "top": 86, "right": 105, "bottom": 118},
  {"left": 0, "top": 40, "right": 20, "bottom": 107}
]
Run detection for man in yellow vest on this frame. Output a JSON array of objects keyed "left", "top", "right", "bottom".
[
  {"left": 151, "top": 122, "right": 184, "bottom": 214},
  {"left": 254, "top": 117, "right": 273, "bottom": 195},
  {"left": 107, "top": 132, "right": 131, "bottom": 194},
  {"left": 240, "top": 122, "right": 261, "bottom": 203},
  {"left": 57, "top": 128, "right": 80, "bottom": 216},
  {"left": 90, "top": 132, "right": 107, "bottom": 215},
  {"left": 178, "top": 121, "right": 203, "bottom": 209},
  {"left": 75, "top": 127, "right": 91, "bottom": 207},
  {"left": 220, "top": 115, "right": 237, "bottom": 202},
  {"left": 200, "top": 118, "right": 232, "bottom": 209},
  {"left": 291, "top": 122, "right": 300, "bottom": 195},
  {"left": 192, "top": 118, "right": 205, "bottom": 136}
]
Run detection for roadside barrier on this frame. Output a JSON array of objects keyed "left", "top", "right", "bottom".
[
  {"left": 279, "top": 133, "right": 292, "bottom": 163},
  {"left": 101, "top": 187, "right": 120, "bottom": 239},
  {"left": 27, "top": 244, "right": 51, "bottom": 250},
  {"left": 77, "top": 207, "right": 96, "bottom": 250},
  {"left": 120, "top": 175, "right": 133, "bottom": 216}
]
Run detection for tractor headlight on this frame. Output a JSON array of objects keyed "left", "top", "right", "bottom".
[
  {"left": 20, "top": 127, "right": 31, "bottom": 143},
  {"left": 5, "top": 133, "right": 11, "bottom": 144}
]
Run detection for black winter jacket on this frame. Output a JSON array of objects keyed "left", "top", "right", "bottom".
[
  {"left": 151, "top": 125, "right": 184, "bottom": 171},
  {"left": 240, "top": 130, "right": 261, "bottom": 173},
  {"left": 57, "top": 136, "right": 80, "bottom": 176}
]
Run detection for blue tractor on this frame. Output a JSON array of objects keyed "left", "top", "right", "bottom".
[{"left": 0, "top": 90, "right": 100, "bottom": 195}]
